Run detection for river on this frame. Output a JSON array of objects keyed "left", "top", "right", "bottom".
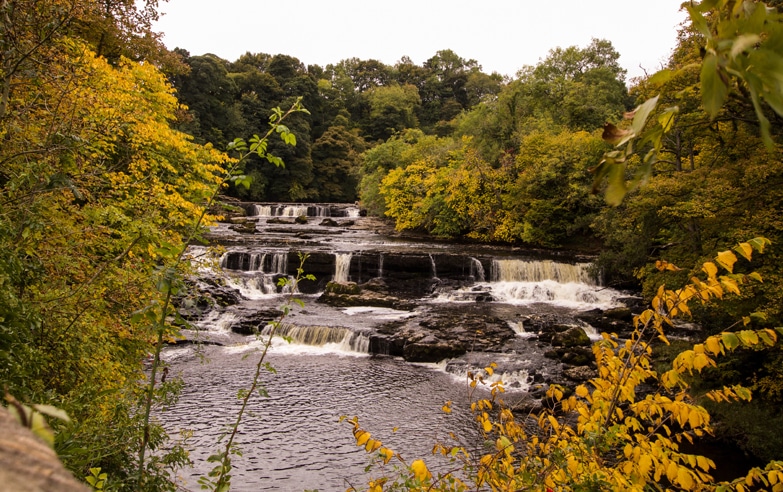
[{"left": 158, "top": 202, "right": 628, "bottom": 491}]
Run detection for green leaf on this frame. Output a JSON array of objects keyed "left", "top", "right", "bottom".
[
  {"left": 604, "top": 160, "right": 628, "bottom": 206},
  {"left": 631, "top": 95, "right": 659, "bottom": 135},
  {"left": 701, "top": 53, "right": 728, "bottom": 118},
  {"left": 687, "top": 5, "right": 711, "bottom": 37},
  {"left": 648, "top": 69, "right": 674, "bottom": 86},
  {"left": 721, "top": 332, "right": 740, "bottom": 350}
]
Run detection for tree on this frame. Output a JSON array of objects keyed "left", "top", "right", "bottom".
[
  {"left": 310, "top": 117, "right": 367, "bottom": 202},
  {"left": 1, "top": 32, "right": 228, "bottom": 487},
  {"left": 363, "top": 83, "right": 422, "bottom": 141},
  {"left": 172, "top": 53, "right": 245, "bottom": 148}
]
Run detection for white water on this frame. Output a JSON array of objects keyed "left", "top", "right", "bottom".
[
  {"left": 334, "top": 253, "right": 352, "bottom": 283},
  {"left": 469, "top": 257, "right": 485, "bottom": 282},
  {"left": 491, "top": 259, "right": 596, "bottom": 285},
  {"left": 252, "top": 204, "right": 333, "bottom": 217}
]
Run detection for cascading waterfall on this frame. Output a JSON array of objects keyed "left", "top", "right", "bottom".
[
  {"left": 334, "top": 253, "right": 352, "bottom": 283},
  {"left": 253, "top": 205, "right": 273, "bottom": 216},
  {"left": 429, "top": 254, "right": 438, "bottom": 279},
  {"left": 279, "top": 205, "right": 309, "bottom": 217},
  {"left": 491, "top": 259, "right": 596, "bottom": 285},
  {"left": 261, "top": 323, "right": 370, "bottom": 353},
  {"left": 345, "top": 207, "right": 361, "bottom": 218},
  {"left": 270, "top": 252, "right": 288, "bottom": 274},
  {"left": 377, "top": 253, "right": 384, "bottom": 278},
  {"left": 469, "top": 257, "right": 485, "bottom": 282}
]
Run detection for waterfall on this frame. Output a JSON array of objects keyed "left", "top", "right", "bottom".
[
  {"left": 250, "top": 253, "right": 265, "bottom": 271},
  {"left": 253, "top": 205, "right": 273, "bottom": 216},
  {"left": 262, "top": 324, "right": 370, "bottom": 353},
  {"left": 490, "top": 259, "right": 596, "bottom": 285},
  {"left": 345, "top": 207, "right": 361, "bottom": 218},
  {"left": 270, "top": 252, "right": 288, "bottom": 274},
  {"left": 429, "top": 254, "right": 438, "bottom": 279},
  {"left": 377, "top": 253, "right": 384, "bottom": 278},
  {"left": 334, "top": 253, "right": 352, "bottom": 283},
  {"left": 278, "top": 205, "right": 308, "bottom": 217},
  {"left": 469, "top": 257, "right": 485, "bottom": 282},
  {"left": 312, "top": 205, "right": 330, "bottom": 217}
]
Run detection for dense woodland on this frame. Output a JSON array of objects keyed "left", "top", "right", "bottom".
[{"left": 1, "top": 0, "right": 783, "bottom": 490}]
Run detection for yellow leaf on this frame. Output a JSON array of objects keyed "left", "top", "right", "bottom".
[
  {"left": 705, "top": 336, "right": 722, "bottom": 355},
  {"left": 702, "top": 262, "right": 718, "bottom": 278},
  {"left": 715, "top": 250, "right": 737, "bottom": 273},
  {"left": 410, "top": 459, "right": 431, "bottom": 482},
  {"left": 379, "top": 447, "right": 394, "bottom": 464},
  {"left": 482, "top": 418, "right": 492, "bottom": 433},
  {"left": 735, "top": 242, "right": 753, "bottom": 261},
  {"left": 696, "top": 455, "right": 713, "bottom": 472},
  {"left": 693, "top": 353, "right": 713, "bottom": 371},
  {"left": 667, "top": 461, "right": 679, "bottom": 482},
  {"left": 355, "top": 431, "right": 370, "bottom": 447},
  {"left": 678, "top": 467, "right": 694, "bottom": 489},
  {"left": 720, "top": 277, "right": 741, "bottom": 295},
  {"left": 638, "top": 454, "right": 653, "bottom": 476}
]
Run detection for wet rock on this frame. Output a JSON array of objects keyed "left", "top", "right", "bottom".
[
  {"left": 231, "top": 308, "right": 284, "bottom": 335},
  {"left": 294, "top": 215, "right": 308, "bottom": 224},
  {"left": 228, "top": 220, "right": 257, "bottom": 234},
  {"left": 551, "top": 326, "right": 591, "bottom": 348},
  {"left": 316, "top": 282, "right": 415, "bottom": 310},
  {"left": 371, "top": 309, "right": 516, "bottom": 363},
  {"left": 324, "top": 281, "right": 361, "bottom": 295},
  {"left": 404, "top": 339, "right": 467, "bottom": 363},
  {"left": 603, "top": 306, "right": 634, "bottom": 321},
  {"left": 563, "top": 366, "right": 596, "bottom": 382},
  {"left": 544, "top": 346, "right": 594, "bottom": 366},
  {"left": 360, "top": 277, "right": 390, "bottom": 294},
  {"left": 319, "top": 218, "right": 340, "bottom": 227},
  {"left": 575, "top": 309, "right": 634, "bottom": 337},
  {"left": 267, "top": 217, "right": 294, "bottom": 225}
]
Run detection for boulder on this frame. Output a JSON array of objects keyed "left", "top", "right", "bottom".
[
  {"left": 0, "top": 407, "right": 89, "bottom": 491},
  {"left": 371, "top": 309, "right": 516, "bottom": 363},
  {"left": 228, "top": 219, "right": 257, "bottom": 234},
  {"left": 551, "top": 326, "right": 591, "bottom": 348}
]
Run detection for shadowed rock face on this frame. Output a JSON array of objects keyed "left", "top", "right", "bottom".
[{"left": 0, "top": 407, "right": 89, "bottom": 492}]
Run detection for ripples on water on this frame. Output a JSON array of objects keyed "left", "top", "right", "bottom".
[{"left": 161, "top": 344, "right": 482, "bottom": 491}]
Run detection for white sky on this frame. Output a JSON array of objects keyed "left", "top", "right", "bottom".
[{"left": 153, "top": 0, "right": 688, "bottom": 81}]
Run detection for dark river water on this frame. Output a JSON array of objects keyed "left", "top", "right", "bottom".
[
  {"left": 157, "top": 203, "right": 627, "bottom": 491},
  {"left": 160, "top": 343, "right": 483, "bottom": 491}
]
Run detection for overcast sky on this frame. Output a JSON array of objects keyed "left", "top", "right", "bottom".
[{"left": 153, "top": 0, "right": 688, "bottom": 81}]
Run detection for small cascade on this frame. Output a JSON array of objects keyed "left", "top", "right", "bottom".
[
  {"left": 279, "top": 205, "right": 309, "bottom": 217},
  {"left": 345, "top": 207, "right": 361, "bottom": 218},
  {"left": 262, "top": 324, "right": 370, "bottom": 353},
  {"left": 429, "top": 254, "right": 438, "bottom": 279},
  {"left": 270, "top": 252, "right": 288, "bottom": 274},
  {"left": 253, "top": 205, "right": 273, "bottom": 216},
  {"left": 377, "top": 253, "right": 384, "bottom": 278},
  {"left": 491, "top": 259, "right": 596, "bottom": 285},
  {"left": 249, "top": 253, "right": 265, "bottom": 271},
  {"left": 469, "top": 257, "right": 485, "bottom": 282},
  {"left": 224, "top": 274, "right": 292, "bottom": 299},
  {"left": 311, "top": 205, "right": 331, "bottom": 217},
  {"left": 334, "top": 253, "right": 352, "bottom": 283}
]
